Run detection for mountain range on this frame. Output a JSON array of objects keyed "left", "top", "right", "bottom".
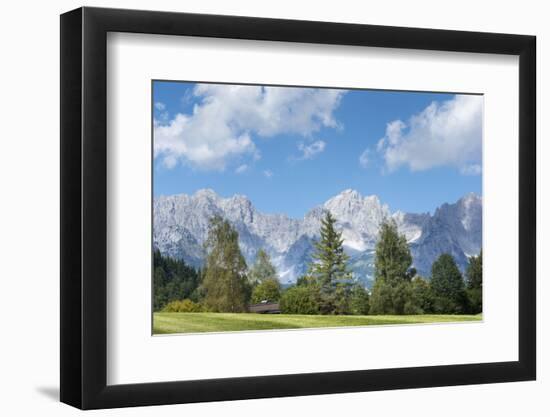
[{"left": 153, "top": 189, "right": 482, "bottom": 287}]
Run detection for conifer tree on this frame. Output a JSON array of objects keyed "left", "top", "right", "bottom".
[
  {"left": 248, "top": 249, "right": 277, "bottom": 285},
  {"left": 466, "top": 251, "right": 483, "bottom": 313},
  {"left": 309, "top": 211, "right": 351, "bottom": 284},
  {"left": 201, "top": 216, "right": 249, "bottom": 312},
  {"left": 152, "top": 249, "right": 201, "bottom": 311},
  {"left": 370, "top": 219, "right": 414, "bottom": 314},
  {"left": 309, "top": 211, "right": 351, "bottom": 313},
  {"left": 349, "top": 284, "right": 370, "bottom": 315},
  {"left": 430, "top": 253, "right": 468, "bottom": 314},
  {"left": 466, "top": 251, "right": 483, "bottom": 290},
  {"left": 374, "top": 220, "right": 413, "bottom": 285}
]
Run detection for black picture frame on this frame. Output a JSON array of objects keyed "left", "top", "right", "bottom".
[{"left": 60, "top": 6, "right": 536, "bottom": 410}]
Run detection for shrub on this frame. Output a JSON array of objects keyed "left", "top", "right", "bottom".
[
  {"left": 279, "top": 285, "right": 320, "bottom": 314},
  {"left": 348, "top": 284, "right": 370, "bottom": 315},
  {"left": 162, "top": 299, "right": 203, "bottom": 313},
  {"left": 251, "top": 278, "right": 281, "bottom": 303},
  {"left": 410, "top": 277, "right": 434, "bottom": 314},
  {"left": 403, "top": 300, "right": 423, "bottom": 315},
  {"left": 370, "top": 278, "right": 431, "bottom": 315}
]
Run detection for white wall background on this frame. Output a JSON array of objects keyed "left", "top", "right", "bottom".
[{"left": 0, "top": 0, "right": 546, "bottom": 415}]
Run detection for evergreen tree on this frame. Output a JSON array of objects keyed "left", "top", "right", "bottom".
[
  {"left": 152, "top": 249, "right": 201, "bottom": 311},
  {"left": 153, "top": 266, "right": 168, "bottom": 311},
  {"left": 349, "top": 284, "right": 370, "bottom": 315},
  {"left": 201, "top": 216, "right": 250, "bottom": 312},
  {"left": 370, "top": 219, "right": 414, "bottom": 314},
  {"left": 333, "top": 283, "right": 352, "bottom": 315},
  {"left": 309, "top": 211, "right": 351, "bottom": 284},
  {"left": 430, "top": 253, "right": 468, "bottom": 314},
  {"left": 466, "top": 251, "right": 483, "bottom": 289},
  {"left": 248, "top": 249, "right": 277, "bottom": 285},
  {"left": 466, "top": 251, "right": 483, "bottom": 314},
  {"left": 308, "top": 211, "right": 352, "bottom": 314},
  {"left": 374, "top": 220, "right": 413, "bottom": 285}
]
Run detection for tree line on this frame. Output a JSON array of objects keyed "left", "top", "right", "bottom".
[
  {"left": 369, "top": 221, "right": 482, "bottom": 315},
  {"left": 153, "top": 249, "right": 201, "bottom": 311},
  {"left": 154, "top": 212, "right": 482, "bottom": 315}
]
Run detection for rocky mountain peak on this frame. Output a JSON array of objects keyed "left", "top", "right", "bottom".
[
  {"left": 154, "top": 189, "right": 482, "bottom": 285},
  {"left": 194, "top": 188, "right": 218, "bottom": 198}
]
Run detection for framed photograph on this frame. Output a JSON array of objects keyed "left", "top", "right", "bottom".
[{"left": 60, "top": 6, "right": 536, "bottom": 409}]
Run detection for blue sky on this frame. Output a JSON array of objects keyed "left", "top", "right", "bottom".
[{"left": 153, "top": 81, "right": 482, "bottom": 218}]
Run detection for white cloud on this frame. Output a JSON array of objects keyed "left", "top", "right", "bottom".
[
  {"left": 374, "top": 95, "right": 483, "bottom": 174},
  {"left": 263, "top": 170, "right": 274, "bottom": 179},
  {"left": 154, "top": 84, "right": 345, "bottom": 170},
  {"left": 235, "top": 164, "right": 248, "bottom": 174},
  {"left": 154, "top": 102, "right": 170, "bottom": 123},
  {"left": 154, "top": 113, "right": 257, "bottom": 171},
  {"left": 297, "top": 140, "right": 326, "bottom": 160},
  {"left": 460, "top": 164, "right": 482, "bottom": 176},
  {"left": 359, "top": 149, "right": 369, "bottom": 168}
]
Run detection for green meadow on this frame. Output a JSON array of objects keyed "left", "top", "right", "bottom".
[{"left": 153, "top": 312, "right": 482, "bottom": 335}]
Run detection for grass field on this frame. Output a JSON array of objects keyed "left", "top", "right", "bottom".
[{"left": 153, "top": 312, "right": 482, "bottom": 334}]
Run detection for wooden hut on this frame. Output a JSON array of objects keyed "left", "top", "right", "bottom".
[{"left": 248, "top": 301, "right": 281, "bottom": 314}]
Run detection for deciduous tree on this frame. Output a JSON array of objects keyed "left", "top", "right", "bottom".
[
  {"left": 279, "top": 285, "right": 320, "bottom": 314},
  {"left": 251, "top": 278, "right": 281, "bottom": 303},
  {"left": 202, "top": 216, "right": 249, "bottom": 312}
]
